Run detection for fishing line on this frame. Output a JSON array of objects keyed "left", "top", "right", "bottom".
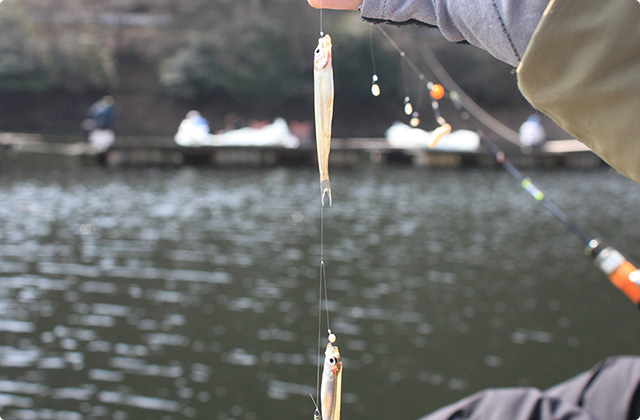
[
  {"left": 314, "top": 3, "right": 341, "bottom": 416},
  {"left": 411, "top": 79, "right": 426, "bottom": 127},
  {"left": 315, "top": 0, "right": 325, "bottom": 408},
  {"left": 376, "top": 26, "right": 415, "bottom": 117},
  {"left": 310, "top": 393, "right": 321, "bottom": 420},
  {"left": 319, "top": 0, "right": 324, "bottom": 36},
  {"left": 376, "top": 26, "right": 422, "bottom": 78},
  {"left": 315, "top": 207, "right": 327, "bottom": 406},
  {"left": 369, "top": 25, "right": 381, "bottom": 97},
  {"left": 315, "top": 183, "right": 334, "bottom": 412},
  {"left": 375, "top": 26, "right": 450, "bottom": 137},
  {"left": 400, "top": 59, "right": 414, "bottom": 117},
  {"left": 314, "top": 195, "right": 338, "bottom": 420}
]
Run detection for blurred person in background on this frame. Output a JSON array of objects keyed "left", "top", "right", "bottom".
[
  {"left": 519, "top": 114, "right": 546, "bottom": 153},
  {"left": 84, "top": 96, "right": 116, "bottom": 149},
  {"left": 174, "top": 110, "right": 210, "bottom": 146}
]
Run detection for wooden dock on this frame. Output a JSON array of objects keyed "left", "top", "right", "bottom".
[
  {"left": 0, "top": 132, "right": 603, "bottom": 169},
  {"left": 0, "top": 133, "right": 98, "bottom": 157},
  {"left": 99, "top": 135, "right": 602, "bottom": 169}
]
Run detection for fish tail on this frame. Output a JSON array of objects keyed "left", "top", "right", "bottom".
[{"left": 321, "top": 177, "right": 332, "bottom": 207}]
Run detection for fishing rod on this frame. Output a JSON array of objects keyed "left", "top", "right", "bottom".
[
  {"left": 476, "top": 123, "right": 640, "bottom": 307},
  {"left": 372, "top": 25, "right": 640, "bottom": 307},
  {"left": 440, "top": 64, "right": 640, "bottom": 308}
]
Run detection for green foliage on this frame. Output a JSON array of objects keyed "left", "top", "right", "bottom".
[
  {"left": 160, "top": 22, "right": 303, "bottom": 104},
  {"left": 43, "top": 35, "right": 117, "bottom": 92},
  {"left": 0, "top": 0, "right": 526, "bottom": 117},
  {"left": 0, "top": 3, "right": 45, "bottom": 90},
  {"left": 159, "top": 40, "right": 220, "bottom": 100},
  {"left": 0, "top": 0, "right": 116, "bottom": 92}
]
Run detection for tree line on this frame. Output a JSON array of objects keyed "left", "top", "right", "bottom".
[{"left": 0, "top": 0, "right": 525, "bottom": 135}]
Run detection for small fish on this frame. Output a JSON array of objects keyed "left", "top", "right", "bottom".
[
  {"left": 320, "top": 341, "right": 342, "bottom": 420},
  {"left": 314, "top": 34, "right": 334, "bottom": 207}
]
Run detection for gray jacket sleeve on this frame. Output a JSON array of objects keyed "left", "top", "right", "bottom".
[
  {"left": 359, "top": 0, "right": 549, "bottom": 67},
  {"left": 545, "top": 356, "right": 640, "bottom": 420},
  {"left": 417, "top": 356, "right": 640, "bottom": 420},
  {"left": 418, "top": 388, "right": 598, "bottom": 420}
]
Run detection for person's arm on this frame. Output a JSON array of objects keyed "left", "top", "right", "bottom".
[
  {"left": 308, "top": 0, "right": 549, "bottom": 68},
  {"left": 308, "top": 0, "right": 361, "bottom": 10}
]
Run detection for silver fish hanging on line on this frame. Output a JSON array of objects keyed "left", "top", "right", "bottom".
[
  {"left": 320, "top": 334, "right": 342, "bottom": 420},
  {"left": 314, "top": 34, "right": 334, "bottom": 207}
]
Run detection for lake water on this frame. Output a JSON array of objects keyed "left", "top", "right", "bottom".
[{"left": 0, "top": 153, "right": 639, "bottom": 420}]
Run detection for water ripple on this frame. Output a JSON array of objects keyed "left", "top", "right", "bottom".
[{"left": 0, "top": 162, "right": 638, "bottom": 420}]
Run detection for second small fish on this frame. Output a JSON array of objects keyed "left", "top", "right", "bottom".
[
  {"left": 320, "top": 341, "right": 342, "bottom": 420},
  {"left": 314, "top": 34, "right": 334, "bottom": 207}
]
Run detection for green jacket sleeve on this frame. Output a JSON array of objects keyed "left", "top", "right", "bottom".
[{"left": 517, "top": 0, "right": 640, "bottom": 183}]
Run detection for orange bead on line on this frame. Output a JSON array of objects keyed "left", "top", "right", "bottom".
[{"left": 430, "top": 84, "right": 445, "bottom": 100}]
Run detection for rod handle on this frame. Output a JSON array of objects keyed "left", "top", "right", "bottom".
[
  {"left": 609, "top": 261, "right": 640, "bottom": 305},
  {"left": 587, "top": 240, "right": 640, "bottom": 305}
]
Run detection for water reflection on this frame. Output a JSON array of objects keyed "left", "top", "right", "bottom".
[{"left": 0, "top": 155, "right": 639, "bottom": 419}]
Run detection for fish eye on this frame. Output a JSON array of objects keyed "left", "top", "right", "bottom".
[
  {"left": 329, "top": 357, "right": 336, "bottom": 366},
  {"left": 315, "top": 48, "right": 320, "bottom": 54}
]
